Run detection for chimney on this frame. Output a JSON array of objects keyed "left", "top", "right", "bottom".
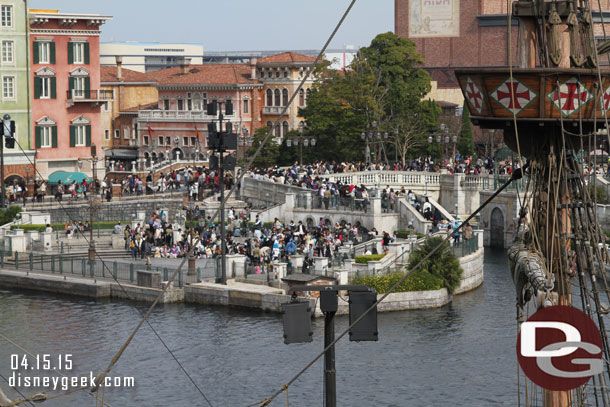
[
  {"left": 180, "top": 57, "right": 191, "bottom": 74},
  {"left": 115, "top": 55, "right": 123, "bottom": 81},
  {"left": 250, "top": 58, "right": 257, "bottom": 80}
]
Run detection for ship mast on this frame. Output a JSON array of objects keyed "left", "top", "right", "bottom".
[{"left": 457, "top": 0, "right": 610, "bottom": 405}]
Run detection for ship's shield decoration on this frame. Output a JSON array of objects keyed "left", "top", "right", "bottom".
[
  {"left": 464, "top": 77, "right": 484, "bottom": 115},
  {"left": 600, "top": 86, "right": 610, "bottom": 116},
  {"left": 490, "top": 77, "right": 538, "bottom": 115},
  {"left": 547, "top": 77, "right": 592, "bottom": 117}
]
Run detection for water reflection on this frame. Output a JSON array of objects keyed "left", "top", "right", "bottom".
[{"left": 0, "top": 249, "right": 517, "bottom": 406}]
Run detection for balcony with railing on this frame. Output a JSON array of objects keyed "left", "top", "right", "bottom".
[
  {"left": 66, "top": 89, "right": 113, "bottom": 108},
  {"left": 138, "top": 110, "right": 234, "bottom": 121},
  {"left": 262, "top": 106, "right": 284, "bottom": 115}
]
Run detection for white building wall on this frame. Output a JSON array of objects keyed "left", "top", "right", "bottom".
[{"left": 100, "top": 42, "right": 204, "bottom": 72}]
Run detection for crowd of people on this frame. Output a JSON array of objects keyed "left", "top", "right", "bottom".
[{"left": 116, "top": 206, "right": 394, "bottom": 274}]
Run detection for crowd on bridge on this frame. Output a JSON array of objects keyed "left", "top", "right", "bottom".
[{"left": 117, "top": 207, "right": 396, "bottom": 274}]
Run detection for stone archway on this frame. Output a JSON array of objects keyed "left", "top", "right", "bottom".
[{"left": 490, "top": 207, "right": 505, "bottom": 248}]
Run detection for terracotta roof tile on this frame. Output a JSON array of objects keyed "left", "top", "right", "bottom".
[
  {"left": 101, "top": 66, "right": 154, "bottom": 83},
  {"left": 258, "top": 51, "right": 316, "bottom": 64},
  {"left": 145, "top": 64, "right": 259, "bottom": 86}
]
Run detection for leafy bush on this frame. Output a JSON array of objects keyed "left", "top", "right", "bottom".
[
  {"left": 588, "top": 184, "right": 609, "bottom": 204},
  {"left": 0, "top": 206, "right": 22, "bottom": 226},
  {"left": 395, "top": 230, "right": 426, "bottom": 239},
  {"left": 354, "top": 254, "right": 386, "bottom": 264},
  {"left": 352, "top": 270, "right": 443, "bottom": 293},
  {"left": 408, "top": 236, "right": 462, "bottom": 292}
]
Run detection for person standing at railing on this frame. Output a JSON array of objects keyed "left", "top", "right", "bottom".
[{"left": 463, "top": 222, "right": 473, "bottom": 242}]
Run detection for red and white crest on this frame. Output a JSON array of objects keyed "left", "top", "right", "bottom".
[
  {"left": 547, "top": 77, "right": 592, "bottom": 117},
  {"left": 464, "top": 77, "right": 484, "bottom": 115},
  {"left": 490, "top": 77, "right": 537, "bottom": 115}
]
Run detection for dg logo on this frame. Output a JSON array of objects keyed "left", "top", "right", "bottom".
[{"left": 517, "top": 305, "right": 603, "bottom": 391}]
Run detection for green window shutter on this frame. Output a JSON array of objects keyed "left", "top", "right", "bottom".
[
  {"left": 35, "top": 127, "right": 41, "bottom": 148},
  {"left": 34, "top": 77, "right": 41, "bottom": 99},
  {"left": 84, "top": 42, "right": 90, "bottom": 64},
  {"left": 50, "top": 77, "right": 56, "bottom": 99},
  {"left": 84, "top": 77, "right": 90, "bottom": 98},
  {"left": 52, "top": 127, "right": 58, "bottom": 148},
  {"left": 68, "top": 42, "right": 73, "bottom": 64},
  {"left": 33, "top": 42, "right": 39, "bottom": 64},
  {"left": 86, "top": 125, "right": 91, "bottom": 146},
  {"left": 69, "top": 77, "right": 75, "bottom": 91},
  {"left": 70, "top": 126, "right": 75, "bottom": 147},
  {"left": 50, "top": 42, "right": 55, "bottom": 64}
]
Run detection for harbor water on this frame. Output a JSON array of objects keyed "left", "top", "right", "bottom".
[{"left": 0, "top": 248, "right": 517, "bottom": 406}]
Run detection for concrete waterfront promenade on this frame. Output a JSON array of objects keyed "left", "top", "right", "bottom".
[{"left": 0, "top": 244, "right": 484, "bottom": 314}]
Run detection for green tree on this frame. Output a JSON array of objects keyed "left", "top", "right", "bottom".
[
  {"left": 407, "top": 236, "right": 462, "bottom": 292},
  {"left": 359, "top": 32, "right": 432, "bottom": 118},
  {"left": 276, "top": 130, "right": 300, "bottom": 166},
  {"left": 245, "top": 127, "right": 280, "bottom": 168},
  {"left": 300, "top": 32, "right": 434, "bottom": 162},
  {"left": 457, "top": 103, "right": 475, "bottom": 157}
]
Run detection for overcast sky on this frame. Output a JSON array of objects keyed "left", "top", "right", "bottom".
[{"left": 29, "top": 0, "right": 394, "bottom": 51}]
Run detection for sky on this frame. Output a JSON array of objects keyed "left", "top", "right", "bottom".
[{"left": 29, "top": 0, "right": 395, "bottom": 51}]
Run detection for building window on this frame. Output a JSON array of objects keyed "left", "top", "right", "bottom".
[
  {"left": 243, "top": 99, "right": 249, "bottom": 114},
  {"left": 193, "top": 93, "right": 202, "bottom": 110},
  {"left": 282, "top": 121, "right": 289, "bottom": 137},
  {"left": 163, "top": 98, "right": 170, "bottom": 110},
  {"left": 283, "top": 70, "right": 288, "bottom": 78},
  {"left": 103, "top": 101, "right": 110, "bottom": 112},
  {"left": 191, "top": 136, "right": 197, "bottom": 146},
  {"left": 187, "top": 93, "right": 192, "bottom": 110},
  {"left": 2, "top": 76, "right": 14, "bottom": 99},
  {"left": 274, "top": 89, "right": 281, "bottom": 107},
  {"left": 266, "top": 121, "right": 272, "bottom": 129},
  {"left": 177, "top": 98, "right": 184, "bottom": 110},
  {"left": 38, "top": 42, "right": 51, "bottom": 64},
  {"left": 183, "top": 136, "right": 188, "bottom": 146},
  {"left": 2, "top": 40, "right": 13, "bottom": 63},
  {"left": 105, "top": 129, "right": 110, "bottom": 140},
  {"left": 282, "top": 89, "right": 288, "bottom": 106},
  {"left": 74, "top": 125, "right": 86, "bottom": 146},
  {"left": 143, "top": 135, "right": 149, "bottom": 145},
  {"left": 203, "top": 93, "right": 207, "bottom": 109},
  {"left": 305, "top": 88, "right": 311, "bottom": 105},
  {"left": 299, "top": 89, "right": 304, "bottom": 106},
  {"left": 158, "top": 137, "right": 163, "bottom": 146},
  {"left": 166, "top": 136, "right": 170, "bottom": 146},
  {"left": 114, "top": 129, "right": 120, "bottom": 139},
  {"left": 72, "top": 76, "right": 85, "bottom": 98},
  {"left": 123, "top": 127, "right": 129, "bottom": 139},
  {"left": 1, "top": 5, "right": 12, "bottom": 28},
  {"left": 40, "top": 126, "right": 52, "bottom": 148},
  {"left": 40, "top": 77, "right": 51, "bottom": 99},
  {"left": 73, "top": 42, "right": 84, "bottom": 64},
  {"left": 275, "top": 70, "right": 280, "bottom": 78},
  {"left": 260, "top": 70, "right": 264, "bottom": 79},
  {"left": 266, "top": 89, "right": 272, "bottom": 106}
]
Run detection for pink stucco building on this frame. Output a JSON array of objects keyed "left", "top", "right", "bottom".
[{"left": 29, "top": 10, "right": 111, "bottom": 181}]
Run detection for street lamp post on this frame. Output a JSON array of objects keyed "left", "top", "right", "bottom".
[{"left": 286, "top": 122, "right": 315, "bottom": 166}]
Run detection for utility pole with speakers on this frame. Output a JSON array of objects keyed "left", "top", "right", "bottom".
[{"left": 206, "top": 100, "right": 237, "bottom": 285}]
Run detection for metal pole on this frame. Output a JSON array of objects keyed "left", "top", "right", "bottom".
[
  {"left": 218, "top": 109, "right": 227, "bottom": 285},
  {"left": 300, "top": 137, "right": 303, "bottom": 167},
  {"left": 324, "top": 310, "right": 336, "bottom": 407},
  {"left": 89, "top": 148, "right": 96, "bottom": 260},
  {"left": 0, "top": 122, "right": 4, "bottom": 208}
]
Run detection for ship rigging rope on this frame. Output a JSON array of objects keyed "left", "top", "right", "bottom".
[
  {"left": 243, "top": 169, "right": 527, "bottom": 407},
  {"left": 5, "top": 139, "right": 214, "bottom": 407},
  {"left": 0, "top": 372, "right": 36, "bottom": 407}
]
